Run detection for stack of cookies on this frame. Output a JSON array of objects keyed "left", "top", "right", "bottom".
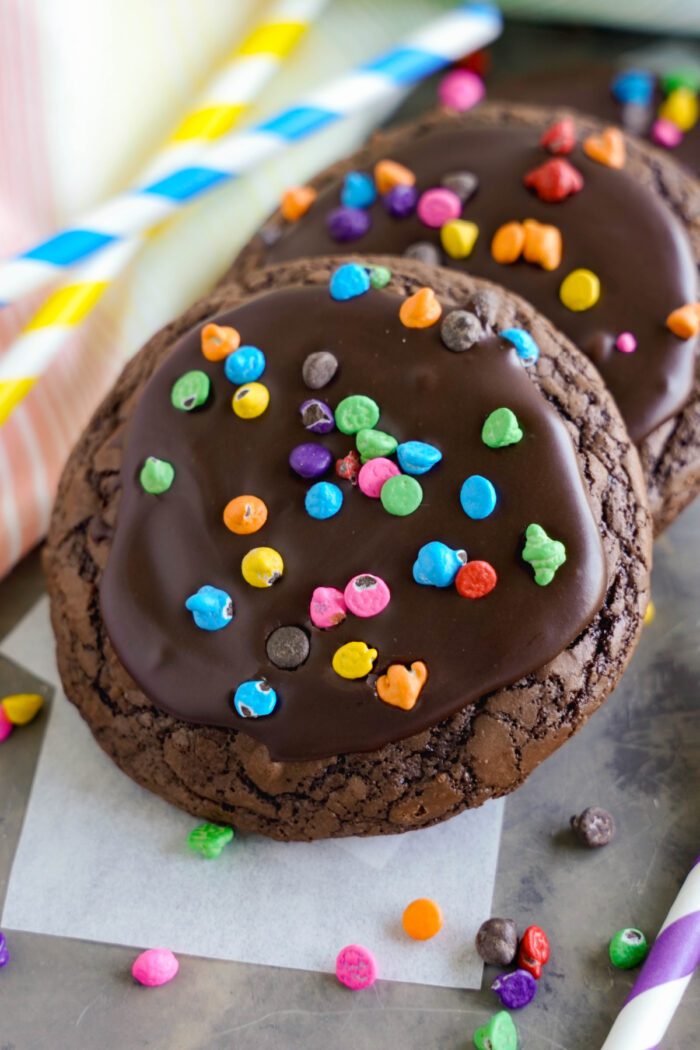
[{"left": 45, "top": 96, "right": 699, "bottom": 842}]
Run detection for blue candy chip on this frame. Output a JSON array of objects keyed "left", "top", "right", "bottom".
[
  {"left": 460, "top": 475, "right": 497, "bottom": 520},
  {"left": 224, "top": 345, "right": 266, "bottom": 384},
  {"left": 396, "top": 440, "right": 443, "bottom": 475},
  {"left": 185, "top": 585, "right": 234, "bottom": 631},
  {"left": 329, "top": 263, "right": 371, "bottom": 301},
  {"left": 412, "top": 541, "right": 466, "bottom": 588},
  {"left": 611, "top": 69, "right": 654, "bottom": 106},
  {"left": 234, "top": 679, "right": 278, "bottom": 718},
  {"left": 341, "top": 171, "right": 377, "bottom": 209},
  {"left": 305, "top": 481, "right": 344, "bottom": 520},
  {"left": 499, "top": 328, "right": 540, "bottom": 366}
]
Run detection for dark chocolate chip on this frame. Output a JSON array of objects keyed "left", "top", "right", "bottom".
[
  {"left": 440, "top": 309, "right": 484, "bottom": 352},
  {"left": 570, "top": 806, "right": 615, "bottom": 848},
  {"left": 302, "top": 351, "right": 338, "bottom": 390},
  {"left": 266, "top": 626, "right": 310, "bottom": 670},
  {"left": 403, "top": 241, "right": 442, "bottom": 266},
  {"left": 466, "top": 290, "right": 500, "bottom": 328},
  {"left": 476, "top": 917, "right": 519, "bottom": 966},
  {"left": 441, "top": 170, "right": 479, "bottom": 203}
]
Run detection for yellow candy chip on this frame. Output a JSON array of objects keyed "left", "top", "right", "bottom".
[
  {"left": 2, "top": 692, "right": 43, "bottom": 726},
  {"left": 643, "top": 599, "right": 655, "bottom": 626},
  {"left": 241, "top": 546, "right": 284, "bottom": 588},
  {"left": 659, "top": 88, "right": 698, "bottom": 132},
  {"left": 560, "top": 268, "right": 601, "bottom": 312},
  {"left": 332, "top": 641, "right": 378, "bottom": 680},
  {"left": 233, "top": 382, "right": 270, "bottom": 419},
  {"left": 440, "top": 219, "right": 479, "bottom": 260}
]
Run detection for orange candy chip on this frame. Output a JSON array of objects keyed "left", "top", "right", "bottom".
[
  {"left": 201, "top": 323, "right": 240, "bottom": 362},
  {"left": 491, "top": 221, "right": 526, "bottom": 264},
  {"left": 374, "top": 158, "right": 416, "bottom": 195},
  {"left": 281, "top": 185, "right": 317, "bottom": 222},
  {"left": 666, "top": 302, "right": 700, "bottom": 339},
  {"left": 402, "top": 898, "right": 444, "bottom": 941},
  {"left": 376, "top": 661, "right": 428, "bottom": 712},
  {"left": 223, "top": 495, "right": 268, "bottom": 535},
  {"left": 583, "top": 127, "right": 626, "bottom": 169},
  {"left": 399, "top": 287, "right": 442, "bottom": 329},
  {"left": 491, "top": 220, "right": 562, "bottom": 271}
]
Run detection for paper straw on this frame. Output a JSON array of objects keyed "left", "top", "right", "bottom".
[
  {"left": 0, "top": 0, "right": 328, "bottom": 424},
  {"left": 601, "top": 854, "right": 700, "bottom": 1050}
]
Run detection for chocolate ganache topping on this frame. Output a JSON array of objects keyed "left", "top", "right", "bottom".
[
  {"left": 101, "top": 280, "right": 606, "bottom": 762},
  {"left": 252, "top": 115, "right": 698, "bottom": 444}
]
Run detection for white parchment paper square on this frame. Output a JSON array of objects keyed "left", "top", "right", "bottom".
[{"left": 1, "top": 599, "right": 504, "bottom": 988}]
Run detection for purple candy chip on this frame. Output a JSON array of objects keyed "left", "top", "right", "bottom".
[
  {"left": 491, "top": 969, "right": 537, "bottom": 1009},
  {"left": 300, "top": 399, "right": 335, "bottom": 435},
  {"left": 289, "top": 442, "right": 333, "bottom": 479},
  {"left": 0, "top": 930, "right": 9, "bottom": 968},
  {"left": 326, "top": 206, "right": 371, "bottom": 243},
  {"left": 383, "top": 184, "right": 419, "bottom": 218}
]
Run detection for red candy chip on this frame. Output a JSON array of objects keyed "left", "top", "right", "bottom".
[
  {"left": 523, "top": 158, "right": 584, "bottom": 203},
  {"left": 517, "top": 925, "right": 551, "bottom": 979},
  {"left": 455, "top": 560, "right": 497, "bottom": 599},
  {"left": 336, "top": 450, "right": 361, "bottom": 485},
  {"left": 540, "top": 116, "right": 576, "bottom": 155},
  {"left": 335, "top": 944, "right": 378, "bottom": 990}
]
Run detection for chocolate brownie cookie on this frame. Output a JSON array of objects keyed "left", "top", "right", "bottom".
[
  {"left": 228, "top": 103, "right": 700, "bottom": 534},
  {"left": 44, "top": 257, "right": 651, "bottom": 841}
]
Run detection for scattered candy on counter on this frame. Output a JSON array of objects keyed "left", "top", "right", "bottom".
[
  {"left": 417, "top": 187, "right": 462, "bottom": 228},
  {"left": 611, "top": 69, "right": 654, "bottom": 106},
  {"left": 374, "top": 158, "right": 416, "bottom": 195},
  {"left": 358, "top": 457, "right": 400, "bottom": 497},
  {"left": 523, "top": 158, "right": 584, "bottom": 203},
  {"left": 438, "top": 68, "right": 484, "bottom": 112},
  {"left": 336, "top": 449, "right": 361, "bottom": 485},
  {"left": 187, "top": 822, "right": 234, "bottom": 859},
  {"left": 233, "top": 679, "right": 278, "bottom": 718},
  {"left": 185, "top": 586, "right": 233, "bottom": 631},
  {"left": 499, "top": 329, "right": 540, "bottom": 365},
  {"left": 0, "top": 706, "right": 14, "bottom": 743},
  {"left": 522, "top": 524, "right": 567, "bottom": 585},
  {"left": 335, "top": 944, "right": 378, "bottom": 990},
  {"left": 1, "top": 693, "right": 43, "bottom": 726},
  {"left": 241, "top": 547, "right": 284, "bottom": 588},
  {"left": 666, "top": 302, "right": 700, "bottom": 339},
  {"left": 380, "top": 473, "right": 423, "bottom": 516},
  {"left": 413, "top": 541, "right": 467, "bottom": 588},
  {"left": 441, "top": 170, "right": 478, "bottom": 203},
  {"left": 399, "top": 286, "right": 442, "bottom": 328},
  {"left": 455, "top": 560, "right": 497, "bottom": 599},
  {"left": 615, "top": 331, "right": 637, "bottom": 354},
  {"left": 376, "top": 661, "right": 428, "bottom": 711},
  {"left": 344, "top": 574, "right": 391, "bottom": 618},
  {"left": 332, "top": 640, "right": 378, "bottom": 679},
  {"left": 440, "top": 218, "right": 479, "bottom": 259},
  {"left": 356, "top": 427, "right": 398, "bottom": 461},
  {"left": 302, "top": 350, "right": 339, "bottom": 389},
  {"left": 476, "top": 917, "right": 519, "bottom": 966},
  {"left": 224, "top": 345, "right": 266, "bottom": 385},
  {"left": 171, "top": 370, "right": 210, "bottom": 411},
  {"left": 223, "top": 495, "right": 268, "bottom": 535},
  {"left": 652, "top": 118, "right": 684, "bottom": 149},
  {"left": 232, "top": 381, "right": 270, "bottom": 419},
  {"left": 559, "top": 268, "right": 601, "bottom": 312},
  {"left": 491, "top": 969, "right": 537, "bottom": 1010},
  {"left": 200, "top": 322, "right": 240, "bottom": 362},
  {"left": 659, "top": 87, "right": 698, "bottom": 131},
  {"left": 383, "top": 184, "right": 418, "bottom": 218},
  {"left": 582, "top": 127, "right": 626, "bottom": 169},
  {"left": 540, "top": 115, "right": 576, "bottom": 154},
  {"left": 327, "top": 205, "right": 371, "bottom": 243},
  {"left": 335, "top": 394, "right": 380, "bottom": 434},
  {"left": 0, "top": 930, "right": 9, "bottom": 968},
  {"left": 441, "top": 308, "right": 484, "bottom": 352},
  {"left": 517, "top": 925, "right": 551, "bottom": 980},
  {"left": 482, "top": 407, "right": 523, "bottom": 449},
  {"left": 305, "top": 481, "right": 343, "bottom": 519},
  {"left": 131, "top": 948, "right": 179, "bottom": 988},
  {"left": 396, "top": 440, "right": 442, "bottom": 475},
  {"left": 341, "top": 171, "right": 377, "bottom": 209},
  {"left": 402, "top": 898, "right": 444, "bottom": 941},
  {"left": 571, "top": 806, "right": 615, "bottom": 848},
  {"left": 404, "top": 241, "right": 441, "bottom": 266},
  {"left": 280, "top": 185, "right": 317, "bottom": 222},
  {"left": 329, "top": 262, "right": 371, "bottom": 301},
  {"left": 460, "top": 474, "right": 497, "bottom": 520},
  {"left": 369, "top": 265, "right": 392, "bottom": 289},
  {"left": 609, "top": 928, "right": 649, "bottom": 970},
  {"left": 472, "top": 1010, "right": 519, "bottom": 1050},
  {"left": 139, "top": 456, "right": 175, "bottom": 495},
  {"left": 266, "top": 625, "right": 310, "bottom": 669},
  {"left": 289, "top": 442, "right": 333, "bottom": 479},
  {"left": 643, "top": 598, "right": 656, "bottom": 626},
  {"left": 310, "top": 586, "right": 347, "bottom": 629}
]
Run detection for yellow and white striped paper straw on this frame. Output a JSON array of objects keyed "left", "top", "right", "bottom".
[{"left": 0, "top": 0, "right": 326, "bottom": 424}]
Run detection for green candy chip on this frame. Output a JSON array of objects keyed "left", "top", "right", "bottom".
[
  {"left": 473, "top": 1010, "right": 518, "bottom": 1050},
  {"left": 139, "top": 456, "right": 175, "bottom": 495},
  {"left": 609, "top": 928, "right": 649, "bottom": 970},
  {"left": 522, "top": 523, "right": 567, "bottom": 586},
  {"left": 187, "top": 822, "right": 234, "bottom": 860},
  {"left": 380, "top": 474, "right": 423, "bottom": 517},
  {"left": 356, "top": 427, "right": 398, "bottom": 460},
  {"left": 335, "top": 394, "right": 380, "bottom": 435},
  {"left": 661, "top": 69, "right": 700, "bottom": 95},
  {"left": 369, "top": 266, "right": 392, "bottom": 289},
  {"left": 482, "top": 407, "right": 523, "bottom": 449},
  {"left": 171, "top": 369, "right": 210, "bottom": 411}
]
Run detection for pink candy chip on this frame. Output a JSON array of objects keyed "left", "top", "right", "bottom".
[
  {"left": 0, "top": 706, "right": 13, "bottom": 743},
  {"left": 417, "top": 187, "right": 462, "bottom": 229},
  {"left": 358, "top": 457, "right": 399, "bottom": 498},
  {"left": 651, "top": 118, "right": 683, "bottom": 149},
  {"left": 310, "top": 586, "right": 347, "bottom": 629},
  {"left": 344, "top": 574, "right": 391, "bottom": 618},
  {"left": 616, "top": 331, "right": 637, "bottom": 354},
  {"left": 438, "top": 68, "right": 485, "bottom": 112},
  {"left": 131, "top": 948, "right": 179, "bottom": 987},
  {"left": 336, "top": 944, "right": 378, "bottom": 990}
]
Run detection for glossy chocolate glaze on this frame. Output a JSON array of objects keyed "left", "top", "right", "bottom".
[{"left": 101, "top": 284, "right": 606, "bottom": 761}]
